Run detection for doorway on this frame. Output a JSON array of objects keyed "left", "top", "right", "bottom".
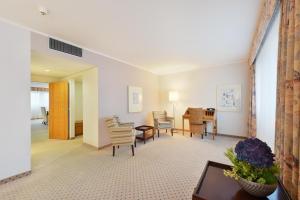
[
  {"left": 30, "top": 82, "right": 49, "bottom": 144},
  {"left": 30, "top": 50, "right": 99, "bottom": 169}
]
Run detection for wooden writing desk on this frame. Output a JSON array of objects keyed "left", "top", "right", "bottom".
[{"left": 182, "top": 107, "right": 217, "bottom": 139}]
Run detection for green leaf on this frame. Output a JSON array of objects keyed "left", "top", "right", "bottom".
[
  {"left": 257, "top": 177, "right": 266, "bottom": 184},
  {"left": 261, "top": 171, "right": 277, "bottom": 184}
]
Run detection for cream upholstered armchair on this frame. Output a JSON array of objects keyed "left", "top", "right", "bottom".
[
  {"left": 105, "top": 116, "right": 136, "bottom": 156},
  {"left": 152, "top": 111, "right": 174, "bottom": 137}
]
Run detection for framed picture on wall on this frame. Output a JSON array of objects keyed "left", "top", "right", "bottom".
[
  {"left": 128, "top": 86, "right": 143, "bottom": 112},
  {"left": 217, "top": 84, "right": 241, "bottom": 112}
]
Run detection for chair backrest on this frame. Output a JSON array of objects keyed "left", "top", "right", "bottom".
[
  {"left": 41, "top": 107, "right": 48, "bottom": 123},
  {"left": 112, "top": 115, "right": 120, "bottom": 124},
  {"left": 105, "top": 117, "right": 119, "bottom": 129},
  {"left": 41, "top": 107, "right": 47, "bottom": 116},
  {"left": 152, "top": 111, "right": 167, "bottom": 121},
  {"left": 189, "top": 108, "right": 205, "bottom": 124}
]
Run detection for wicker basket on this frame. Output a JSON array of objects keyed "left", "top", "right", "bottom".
[{"left": 237, "top": 177, "right": 277, "bottom": 197}]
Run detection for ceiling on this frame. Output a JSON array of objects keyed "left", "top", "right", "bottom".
[
  {"left": 31, "top": 51, "right": 94, "bottom": 78},
  {"left": 0, "top": 0, "right": 261, "bottom": 74}
]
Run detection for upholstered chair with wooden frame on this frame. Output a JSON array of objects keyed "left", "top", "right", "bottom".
[
  {"left": 189, "top": 108, "right": 205, "bottom": 139},
  {"left": 152, "top": 111, "right": 174, "bottom": 137},
  {"left": 105, "top": 117, "right": 136, "bottom": 157}
]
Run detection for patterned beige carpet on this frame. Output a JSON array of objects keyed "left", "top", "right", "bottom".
[{"left": 0, "top": 121, "right": 239, "bottom": 200}]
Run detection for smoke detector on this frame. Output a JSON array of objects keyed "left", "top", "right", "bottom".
[{"left": 38, "top": 6, "right": 49, "bottom": 16}]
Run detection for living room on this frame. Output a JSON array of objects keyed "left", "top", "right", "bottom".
[{"left": 0, "top": 0, "right": 298, "bottom": 199}]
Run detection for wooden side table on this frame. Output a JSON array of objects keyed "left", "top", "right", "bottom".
[
  {"left": 193, "top": 161, "right": 291, "bottom": 200},
  {"left": 135, "top": 125, "right": 154, "bottom": 144},
  {"left": 75, "top": 120, "right": 83, "bottom": 136}
]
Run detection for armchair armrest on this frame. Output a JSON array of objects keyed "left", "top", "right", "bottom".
[
  {"left": 153, "top": 118, "right": 159, "bottom": 128},
  {"left": 119, "top": 122, "right": 134, "bottom": 128},
  {"left": 109, "top": 126, "right": 133, "bottom": 132}
]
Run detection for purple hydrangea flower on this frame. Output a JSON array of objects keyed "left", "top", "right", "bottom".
[{"left": 235, "top": 138, "right": 274, "bottom": 168}]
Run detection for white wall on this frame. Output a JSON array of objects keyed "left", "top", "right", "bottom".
[
  {"left": 64, "top": 70, "right": 99, "bottom": 146},
  {"left": 69, "top": 79, "right": 76, "bottom": 138},
  {"left": 0, "top": 20, "right": 31, "bottom": 180},
  {"left": 159, "top": 63, "right": 249, "bottom": 137},
  {"left": 255, "top": 11, "right": 280, "bottom": 151},
  {"left": 75, "top": 81, "right": 83, "bottom": 121},
  {"left": 82, "top": 68, "right": 99, "bottom": 147},
  {"left": 97, "top": 62, "right": 160, "bottom": 146}
]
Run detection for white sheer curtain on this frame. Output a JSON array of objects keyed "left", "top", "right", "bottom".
[
  {"left": 31, "top": 90, "right": 49, "bottom": 119},
  {"left": 255, "top": 11, "right": 280, "bottom": 151}
]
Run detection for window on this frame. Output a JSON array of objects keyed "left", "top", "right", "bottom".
[{"left": 255, "top": 10, "right": 280, "bottom": 151}]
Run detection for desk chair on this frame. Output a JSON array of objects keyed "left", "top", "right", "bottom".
[
  {"left": 41, "top": 107, "right": 48, "bottom": 125},
  {"left": 189, "top": 108, "right": 205, "bottom": 138}
]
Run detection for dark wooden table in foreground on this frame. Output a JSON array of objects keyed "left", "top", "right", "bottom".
[
  {"left": 135, "top": 125, "right": 154, "bottom": 144},
  {"left": 193, "top": 161, "right": 291, "bottom": 200}
]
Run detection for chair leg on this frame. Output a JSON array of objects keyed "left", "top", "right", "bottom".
[
  {"left": 166, "top": 129, "right": 167, "bottom": 133},
  {"left": 158, "top": 129, "right": 160, "bottom": 138},
  {"left": 134, "top": 139, "right": 136, "bottom": 147},
  {"left": 152, "top": 129, "right": 155, "bottom": 141},
  {"left": 190, "top": 132, "right": 192, "bottom": 137},
  {"left": 113, "top": 146, "right": 115, "bottom": 157},
  {"left": 131, "top": 145, "right": 135, "bottom": 156},
  {"left": 118, "top": 145, "right": 119, "bottom": 149},
  {"left": 201, "top": 134, "right": 204, "bottom": 139},
  {"left": 171, "top": 129, "right": 173, "bottom": 136}
]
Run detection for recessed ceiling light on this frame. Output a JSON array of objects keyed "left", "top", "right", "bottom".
[{"left": 44, "top": 69, "right": 51, "bottom": 72}]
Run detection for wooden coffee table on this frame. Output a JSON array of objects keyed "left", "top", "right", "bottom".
[
  {"left": 193, "top": 161, "right": 291, "bottom": 200},
  {"left": 135, "top": 125, "right": 154, "bottom": 144}
]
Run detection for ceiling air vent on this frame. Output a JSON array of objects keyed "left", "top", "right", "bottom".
[{"left": 49, "top": 38, "right": 82, "bottom": 57}]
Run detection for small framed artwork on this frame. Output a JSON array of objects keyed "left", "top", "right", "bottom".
[
  {"left": 128, "top": 86, "right": 143, "bottom": 112},
  {"left": 217, "top": 84, "right": 241, "bottom": 112}
]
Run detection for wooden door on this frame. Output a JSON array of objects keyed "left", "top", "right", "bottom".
[{"left": 49, "top": 81, "right": 69, "bottom": 140}]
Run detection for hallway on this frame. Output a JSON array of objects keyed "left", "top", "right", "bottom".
[{"left": 31, "top": 119, "right": 82, "bottom": 170}]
